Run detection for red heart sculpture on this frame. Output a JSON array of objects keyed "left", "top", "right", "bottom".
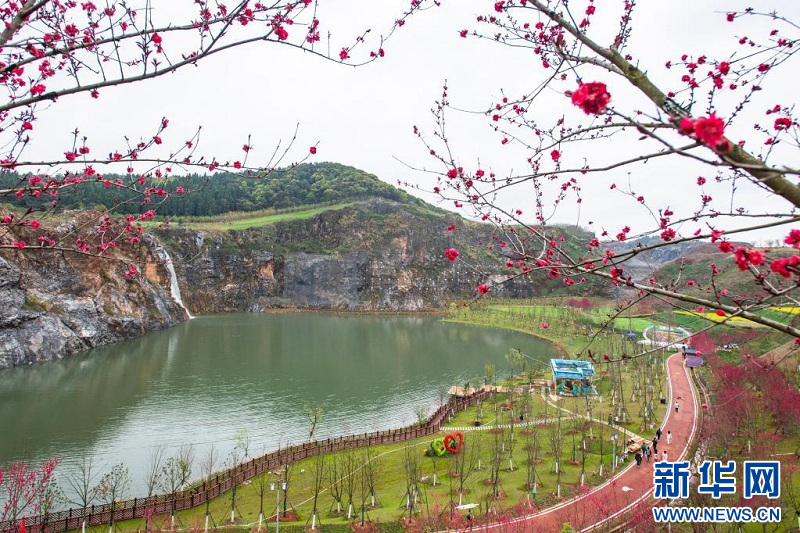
[{"left": 444, "top": 431, "right": 464, "bottom": 454}]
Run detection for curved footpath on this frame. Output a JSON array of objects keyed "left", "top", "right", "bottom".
[{"left": 454, "top": 351, "right": 699, "bottom": 532}]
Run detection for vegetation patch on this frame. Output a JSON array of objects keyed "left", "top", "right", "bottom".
[{"left": 158, "top": 204, "right": 353, "bottom": 231}]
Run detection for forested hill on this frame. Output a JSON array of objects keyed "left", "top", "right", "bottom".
[{"left": 0, "top": 162, "right": 420, "bottom": 216}]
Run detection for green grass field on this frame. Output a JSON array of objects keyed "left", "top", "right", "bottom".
[
  {"left": 146, "top": 204, "right": 353, "bottom": 231},
  {"left": 486, "top": 305, "right": 655, "bottom": 332}
]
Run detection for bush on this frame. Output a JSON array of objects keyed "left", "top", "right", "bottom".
[
  {"left": 320, "top": 524, "right": 354, "bottom": 533},
  {"left": 376, "top": 522, "right": 404, "bottom": 533}
]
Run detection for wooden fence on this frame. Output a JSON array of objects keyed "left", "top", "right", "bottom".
[{"left": 2, "top": 390, "right": 492, "bottom": 533}]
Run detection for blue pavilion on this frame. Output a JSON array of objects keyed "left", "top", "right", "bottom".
[{"left": 550, "top": 358, "right": 597, "bottom": 396}]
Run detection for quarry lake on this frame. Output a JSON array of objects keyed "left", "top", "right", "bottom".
[{"left": 0, "top": 313, "right": 558, "bottom": 496}]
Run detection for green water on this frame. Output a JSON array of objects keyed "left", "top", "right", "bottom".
[{"left": 0, "top": 313, "right": 557, "bottom": 497}]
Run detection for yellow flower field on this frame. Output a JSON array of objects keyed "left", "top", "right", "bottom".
[
  {"left": 674, "top": 310, "right": 768, "bottom": 327},
  {"left": 771, "top": 306, "right": 800, "bottom": 315}
]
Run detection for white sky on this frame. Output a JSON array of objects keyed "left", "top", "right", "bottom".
[{"left": 21, "top": 0, "right": 800, "bottom": 243}]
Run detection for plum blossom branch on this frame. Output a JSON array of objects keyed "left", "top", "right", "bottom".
[{"left": 422, "top": 1, "right": 800, "bottom": 342}]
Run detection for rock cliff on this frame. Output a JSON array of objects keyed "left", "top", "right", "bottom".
[
  {"left": 0, "top": 237, "right": 187, "bottom": 370},
  {"left": 155, "top": 199, "right": 591, "bottom": 313},
  {"left": 605, "top": 239, "right": 707, "bottom": 284}
]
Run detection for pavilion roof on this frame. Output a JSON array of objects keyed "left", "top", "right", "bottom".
[{"left": 550, "top": 358, "right": 596, "bottom": 380}]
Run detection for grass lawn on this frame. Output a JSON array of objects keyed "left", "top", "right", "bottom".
[
  {"left": 145, "top": 204, "right": 352, "bottom": 231},
  {"left": 447, "top": 304, "right": 662, "bottom": 359},
  {"left": 486, "top": 305, "right": 655, "bottom": 333}
]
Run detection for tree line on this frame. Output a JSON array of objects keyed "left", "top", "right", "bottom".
[{"left": 0, "top": 163, "right": 414, "bottom": 217}]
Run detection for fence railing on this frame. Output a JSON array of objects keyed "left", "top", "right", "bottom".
[{"left": 2, "top": 389, "right": 493, "bottom": 533}]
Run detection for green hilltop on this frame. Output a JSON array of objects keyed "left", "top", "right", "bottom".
[{"left": 0, "top": 162, "right": 424, "bottom": 217}]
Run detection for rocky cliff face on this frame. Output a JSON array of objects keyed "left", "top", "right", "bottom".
[
  {"left": 0, "top": 239, "right": 187, "bottom": 370},
  {"left": 156, "top": 199, "right": 556, "bottom": 313},
  {"left": 605, "top": 239, "right": 707, "bottom": 284}
]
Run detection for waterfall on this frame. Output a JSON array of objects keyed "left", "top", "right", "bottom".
[{"left": 154, "top": 245, "right": 194, "bottom": 319}]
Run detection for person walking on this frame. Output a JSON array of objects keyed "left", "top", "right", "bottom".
[
  {"left": 667, "top": 430, "right": 672, "bottom": 445},
  {"left": 652, "top": 437, "right": 658, "bottom": 456},
  {"left": 656, "top": 427, "right": 662, "bottom": 440},
  {"left": 675, "top": 401, "right": 680, "bottom": 413},
  {"left": 642, "top": 442, "right": 650, "bottom": 462},
  {"left": 662, "top": 450, "right": 668, "bottom": 462},
  {"left": 635, "top": 452, "right": 643, "bottom": 468}
]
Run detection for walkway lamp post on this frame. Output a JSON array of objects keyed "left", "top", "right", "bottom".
[
  {"left": 611, "top": 433, "right": 619, "bottom": 473},
  {"left": 270, "top": 481, "right": 286, "bottom": 533}
]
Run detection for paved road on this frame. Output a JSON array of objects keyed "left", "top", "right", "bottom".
[{"left": 456, "top": 352, "right": 698, "bottom": 532}]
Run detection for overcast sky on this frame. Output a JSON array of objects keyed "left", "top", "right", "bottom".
[{"left": 22, "top": 0, "right": 800, "bottom": 243}]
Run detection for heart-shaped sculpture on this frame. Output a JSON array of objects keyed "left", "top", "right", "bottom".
[
  {"left": 430, "top": 437, "right": 447, "bottom": 457},
  {"left": 444, "top": 431, "right": 464, "bottom": 454}
]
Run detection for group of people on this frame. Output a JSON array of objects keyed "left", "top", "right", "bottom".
[
  {"left": 631, "top": 396, "right": 683, "bottom": 467},
  {"left": 635, "top": 426, "right": 673, "bottom": 467}
]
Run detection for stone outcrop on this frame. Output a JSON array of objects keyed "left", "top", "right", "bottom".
[
  {"left": 605, "top": 239, "right": 707, "bottom": 284},
  {"left": 0, "top": 241, "right": 186, "bottom": 370}
]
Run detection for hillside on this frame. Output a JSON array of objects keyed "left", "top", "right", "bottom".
[
  {"left": 0, "top": 162, "right": 421, "bottom": 216},
  {"left": 649, "top": 243, "right": 789, "bottom": 307}
]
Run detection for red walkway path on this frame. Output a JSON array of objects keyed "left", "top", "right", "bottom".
[{"left": 467, "top": 352, "right": 698, "bottom": 532}]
